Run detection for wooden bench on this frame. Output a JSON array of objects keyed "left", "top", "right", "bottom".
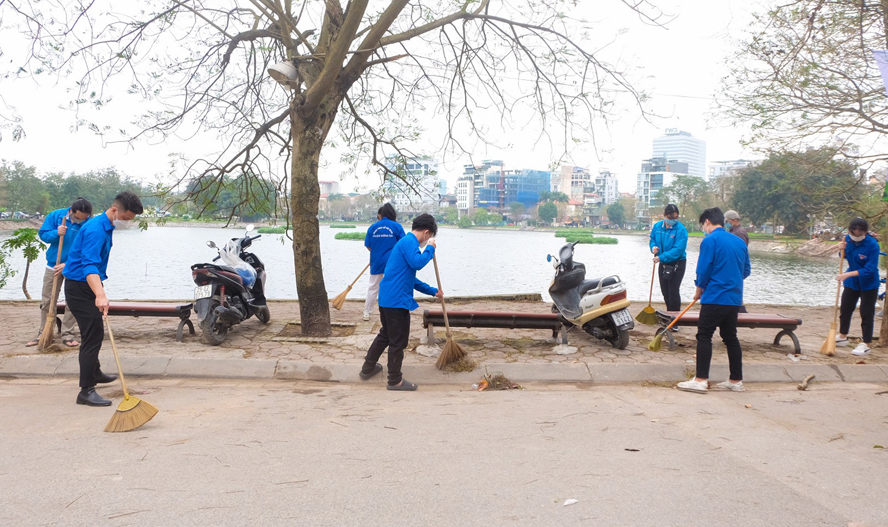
[
  {"left": 56, "top": 301, "right": 195, "bottom": 342},
  {"left": 422, "top": 309, "right": 568, "bottom": 345},
  {"left": 655, "top": 310, "right": 803, "bottom": 353}
]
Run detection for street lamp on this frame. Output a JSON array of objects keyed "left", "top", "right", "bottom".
[{"left": 268, "top": 61, "right": 299, "bottom": 88}]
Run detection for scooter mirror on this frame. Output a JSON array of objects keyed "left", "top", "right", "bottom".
[
  {"left": 547, "top": 254, "right": 552, "bottom": 262},
  {"left": 245, "top": 224, "right": 255, "bottom": 232},
  {"left": 207, "top": 241, "right": 217, "bottom": 249}
]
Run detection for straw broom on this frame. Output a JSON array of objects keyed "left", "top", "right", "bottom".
[
  {"left": 104, "top": 316, "right": 158, "bottom": 433},
  {"left": 432, "top": 254, "right": 467, "bottom": 369},
  {"left": 635, "top": 260, "right": 658, "bottom": 325},
  {"left": 819, "top": 251, "right": 844, "bottom": 356},
  {"left": 648, "top": 299, "right": 697, "bottom": 352},
  {"left": 37, "top": 217, "right": 65, "bottom": 351},
  {"left": 331, "top": 263, "right": 370, "bottom": 310}
]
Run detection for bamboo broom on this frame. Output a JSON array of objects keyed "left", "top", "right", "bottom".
[
  {"left": 37, "top": 217, "right": 65, "bottom": 351},
  {"left": 648, "top": 299, "right": 697, "bottom": 352},
  {"left": 104, "top": 316, "right": 158, "bottom": 433},
  {"left": 819, "top": 250, "right": 844, "bottom": 356},
  {"left": 432, "top": 254, "right": 467, "bottom": 369},
  {"left": 635, "top": 260, "right": 658, "bottom": 325},
  {"left": 331, "top": 263, "right": 370, "bottom": 310}
]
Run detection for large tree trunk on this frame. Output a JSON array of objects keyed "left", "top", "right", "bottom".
[{"left": 289, "top": 97, "right": 340, "bottom": 336}]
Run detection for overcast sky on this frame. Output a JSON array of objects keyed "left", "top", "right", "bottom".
[{"left": 0, "top": 0, "right": 761, "bottom": 197}]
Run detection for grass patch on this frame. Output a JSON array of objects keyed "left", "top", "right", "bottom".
[
  {"left": 563, "top": 234, "right": 618, "bottom": 244},
  {"left": 335, "top": 232, "right": 366, "bottom": 241},
  {"left": 330, "top": 223, "right": 356, "bottom": 229},
  {"left": 257, "top": 226, "right": 287, "bottom": 234}
]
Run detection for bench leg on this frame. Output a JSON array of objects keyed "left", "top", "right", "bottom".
[
  {"left": 427, "top": 323, "right": 436, "bottom": 346},
  {"left": 774, "top": 330, "right": 801, "bottom": 354},
  {"left": 177, "top": 319, "right": 196, "bottom": 342}
]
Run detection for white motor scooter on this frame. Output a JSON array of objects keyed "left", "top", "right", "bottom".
[{"left": 546, "top": 241, "right": 634, "bottom": 349}]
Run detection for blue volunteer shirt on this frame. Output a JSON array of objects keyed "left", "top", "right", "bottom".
[
  {"left": 63, "top": 212, "right": 114, "bottom": 282},
  {"left": 843, "top": 234, "right": 881, "bottom": 291},
  {"left": 649, "top": 220, "right": 688, "bottom": 263},
  {"left": 694, "top": 227, "right": 751, "bottom": 306},
  {"left": 39, "top": 208, "right": 88, "bottom": 267},
  {"left": 377, "top": 233, "right": 438, "bottom": 311},
  {"left": 365, "top": 218, "right": 405, "bottom": 274}
]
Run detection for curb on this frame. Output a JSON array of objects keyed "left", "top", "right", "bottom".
[{"left": 2, "top": 355, "right": 887, "bottom": 385}]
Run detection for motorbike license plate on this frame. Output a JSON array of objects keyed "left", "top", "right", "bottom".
[
  {"left": 610, "top": 308, "right": 632, "bottom": 327},
  {"left": 194, "top": 285, "right": 213, "bottom": 300}
]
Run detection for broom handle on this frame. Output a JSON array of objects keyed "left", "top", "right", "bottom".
[
  {"left": 349, "top": 263, "right": 371, "bottom": 289},
  {"left": 431, "top": 254, "right": 452, "bottom": 337},
  {"left": 833, "top": 250, "right": 844, "bottom": 325},
  {"left": 647, "top": 261, "right": 656, "bottom": 306},
  {"left": 104, "top": 316, "right": 130, "bottom": 400},
  {"left": 664, "top": 299, "right": 697, "bottom": 331},
  {"left": 40, "top": 218, "right": 66, "bottom": 342}
]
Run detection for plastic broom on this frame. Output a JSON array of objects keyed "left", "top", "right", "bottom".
[
  {"left": 648, "top": 299, "right": 697, "bottom": 352},
  {"left": 635, "top": 260, "right": 658, "bottom": 325}
]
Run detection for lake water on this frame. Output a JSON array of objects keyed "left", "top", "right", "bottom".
[{"left": 0, "top": 225, "right": 845, "bottom": 305}]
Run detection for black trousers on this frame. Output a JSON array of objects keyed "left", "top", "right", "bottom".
[
  {"left": 658, "top": 259, "right": 686, "bottom": 312},
  {"left": 695, "top": 304, "right": 743, "bottom": 381},
  {"left": 64, "top": 280, "right": 105, "bottom": 389},
  {"left": 363, "top": 307, "right": 410, "bottom": 386},
  {"left": 839, "top": 288, "right": 878, "bottom": 343}
]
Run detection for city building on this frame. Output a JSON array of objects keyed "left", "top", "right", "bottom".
[
  {"left": 456, "top": 161, "right": 552, "bottom": 214},
  {"left": 383, "top": 155, "right": 440, "bottom": 214},
  {"left": 456, "top": 176, "right": 475, "bottom": 217},
  {"left": 652, "top": 129, "right": 707, "bottom": 179},
  {"left": 319, "top": 180, "right": 340, "bottom": 196},
  {"left": 502, "top": 169, "right": 552, "bottom": 208},
  {"left": 594, "top": 169, "right": 619, "bottom": 205},
  {"left": 636, "top": 156, "right": 690, "bottom": 220},
  {"left": 708, "top": 159, "right": 755, "bottom": 180},
  {"left": 558, "top": 165, "right": 592, "bottom": 201}
]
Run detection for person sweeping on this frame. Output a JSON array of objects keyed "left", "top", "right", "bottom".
[
  {"left": 834, "top": 217, "right": 880, "bottom": 357},
  {"left": 361, "top": 203, "right": 404, "bottom": 321},
  {"left": 359, "top": 213, "right": 442, "bottom": 391},
  {"left": 649, "top": 203, "right": 688, "bottom": 328},
  {"left": 676, "top": 207, "right": 750, "bottom": 394}
]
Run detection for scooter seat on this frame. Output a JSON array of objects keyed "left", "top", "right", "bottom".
[{"left": 579, "top": 276, "right": 618, "bottom": 296}]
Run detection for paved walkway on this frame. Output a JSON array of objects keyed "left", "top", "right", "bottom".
[{"left": 1, "top": 298, "right": 886, "bottom": 385}]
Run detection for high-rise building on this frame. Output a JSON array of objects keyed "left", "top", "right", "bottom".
[
  {"left": 383, "top": 155, "right": 440, "bottom": 213},
  {"left": 594, "top": 170, "right": 619, "bottom": 205},
  {"left": 502, "top": 169, "right": 552, "bottom": 207},
  {"left": 652, "top": 129, "right": 706, "bottom": 179},
  {"left": 636, "top": 156, "right": 690, "bottom": 215},
  {"left": 319, "top": 180, "right": 340, "bottom": 196},
  {"left": 456, "top": 176, "right": 475, "bottom": 216},
  {"left": 558, "top": 165, "right": 592, "bottom": 201}
]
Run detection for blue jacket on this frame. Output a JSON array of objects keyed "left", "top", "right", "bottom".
[
  {"left": 365, "top": 218, "right": 405, "bottom": 275},
  {"left": 843, "top": 234, "right": 881, "bottom": 291},
  {"left": 63, "top": 213, "right": 115, "bottom": 282},
  {"left": 694, "top": 227, "right": 751, "bottom": 306},
  {"left": 649, "top": 220, "right": 688, "bottom": 263},
  {"left": 377, "top": 233, "right": 438, "bottom": 311},
  {"left": 39, "top": 208, "right": 87, "bottom": 267}
]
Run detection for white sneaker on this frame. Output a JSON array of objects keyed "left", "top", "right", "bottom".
[
  {"left": 362, "top": 313, "right": 371, "bottom": 322},
  {"left": 715, "top": 380, "right": 745, "bottom": 392},
  {"left": 851, "top": 343, "right": 871, "bottom": 356},
  {"left": 835, "top": 336, "right": 848, "bottom": 346},
  {"left": 676, "top": 379, "right": 709, "bottom": 393}
]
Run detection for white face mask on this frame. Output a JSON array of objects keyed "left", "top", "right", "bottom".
[
  {"left": 113, "top": 219, "right": 133, "bottom": 229},
  {"left": 850, "top": 234, "right": 865, "bottom": 242}
]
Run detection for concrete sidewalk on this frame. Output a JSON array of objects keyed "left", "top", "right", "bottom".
[{"left": 1, "top": 297, "right": 887, "bottom": 386}]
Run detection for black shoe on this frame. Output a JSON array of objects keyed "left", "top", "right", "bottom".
[
  {"left": 95, "top": 371, "right": 118, "bottom": 384},
  {"left": 76, "top": 388, "right": 112, "bottom": 407},
  {"left": 386, "top": 379, "right": 418, "bottom": 391},
  {"left": 359, "top": 363, "right": 383, "bottom": 380}
]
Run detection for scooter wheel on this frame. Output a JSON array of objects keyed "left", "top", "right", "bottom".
[
  {"left": 200, "top": 313, "right": 228, "bottom": 345},
  {"left": 608, "top": 328, "right": 630, "bottom": 350},
  {"left": 256, "top": 307, "right": 271, "bottom": 324}
]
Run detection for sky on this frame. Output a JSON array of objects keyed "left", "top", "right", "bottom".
[{"left": 0, "top": 0, "right": 762, "bottom": 198}]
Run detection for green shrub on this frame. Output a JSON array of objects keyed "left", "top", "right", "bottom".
[
  {"left": 257, "top": 226, "right": 287, "bottom": 234},
  {"left": 563, "top": 234, "right": 618, "bottom": 245},
  {"left": 330, "top": 223, "right": 356, "bottom": 229},
  {"left": 335, "top": 232, "right": 366, "bottom": 241}
]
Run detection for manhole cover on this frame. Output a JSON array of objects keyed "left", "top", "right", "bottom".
[{"left": 277, "top": 323, "right": 355, "bottom": 338}]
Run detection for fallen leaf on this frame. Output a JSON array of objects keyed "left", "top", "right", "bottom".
[
  {"left": 624, "top": 448, "right": 641, "bottom": 452},
  {"left": 875, "top": 445, "right": 885, "bottom": 449},
  {"left": 745, "top": 404, "right": 752, "bottom": 409}
]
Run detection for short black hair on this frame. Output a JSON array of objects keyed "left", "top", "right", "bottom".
[
  {"left": 412, "top": 213, "right": 437, "bottom": 236},
  {"left": 664, "top": 203, "right": 679, "bottom": 216},
  {"left": 378, "top": 203, "right": 397, "bottom": 221},
  {"left": 70, "top": 197, "right": 92, "bottom": 215},
  {"left": 699, "top": 207, "right": 724, "bottom": 227},
  {"left": 113, "top": 191, "right": 144, "bottom": 215},
  {"left": 849, "top": 217, "right": 869, "bottom": 232}
]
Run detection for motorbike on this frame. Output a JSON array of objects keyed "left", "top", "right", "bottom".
[
  {"left": 191, "top": 225, "right": 270, "bottom": 345},
  {"left": 546, "top": 241, "right": 634, "bottom": 349}
]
